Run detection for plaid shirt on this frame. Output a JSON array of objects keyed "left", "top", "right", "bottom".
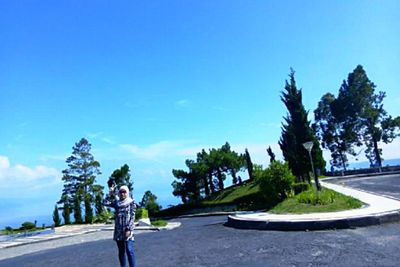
[{"left": 104, "top": 195, "right": 136, "bottom": 241}]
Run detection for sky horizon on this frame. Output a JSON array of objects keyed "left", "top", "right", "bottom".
[{"left": 1, "top": 0, "right": 399, "bottom": 228}]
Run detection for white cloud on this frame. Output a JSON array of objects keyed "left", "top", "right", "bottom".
[
  {"left": 0, "top": 155, "right": 61, "bottom": 197},
  {"left": 381, "top": 139, "right": 400, "bottom": 160}
]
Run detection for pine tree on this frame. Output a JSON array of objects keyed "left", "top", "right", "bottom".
[
  {"left": 59, "top": 138, "right": 102, "bottom": 224},
  {"left": 279, "top": 69, "right": 325, "bottom": 184},
  {"left": 335, "top": 65, "right": 400, "bottom": 168}
]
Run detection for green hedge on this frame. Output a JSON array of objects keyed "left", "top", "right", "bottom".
[{"left": 135, "top": 208, "right": 149, "bottom": 220}]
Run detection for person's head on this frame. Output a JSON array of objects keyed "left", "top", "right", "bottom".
[{"left": 119, "top": 185, "right": 129, "bottom": 200}]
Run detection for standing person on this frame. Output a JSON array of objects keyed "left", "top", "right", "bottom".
[{"left": 104, "top": 184, "right": 136, "bottom": 267}]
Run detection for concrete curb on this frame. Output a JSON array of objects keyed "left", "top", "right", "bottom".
[
  {"left": 226, "top": 210, "right": 400, "bottom": 231},
  {"left": 0, "top": 222, "right": 181, "bottom": 249}
]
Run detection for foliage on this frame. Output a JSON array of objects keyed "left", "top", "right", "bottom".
[
  {"left": 84, "top": 193, "right": 93, "bottom": 223},
  {"left": 171, "top": 142, "right": 246, "bottom": 203},
  {"left": 292, "top": 182, "right": 311, "bottom": 195},
  {"left": 244, "top": 148, "right": 254, "bottom": 180},
  {"left": 140, "top": 190, "right": 162, "bottom": 216},
  {"left": 53, "top": 204, "right": 61, "bottom": 227},
  {"left": 135, "top": 208, "right": 149, "bottom": 220},
  {"left": 256, "top": 161, "right": 295, "bottom": 205},
  {"left": 313, "top": 92, "right": 356, "bottom": 171},
  {"left": 279, "top": 69, "right": 325, "bottom": 183},
  {"left": 93, "top": 184, "right": 105, "bottom": 216},
  {"left": 58, "top": 138, "right": 102, "bottom": 224},
  {"left": 314, "top": 65, "right": 400, "bottom": 170},
  {"left": 94, "top": 209, "right": 113, "bottom": 223},
  {"left": 20, "top": 221, "right": 36, "bottom": 230},
  {"left": 151, "top": 220, "right": 168, "bottom": 227},
  {"left": 107, "top": 164, "right": 134, "bottom": 193},
  {"left": 269, "top": 188, "right": 363, "bottom": 214},
  {"left": 61, "top": 194, "right": 71, "bottom": 225},
  {"left": 266, "top": 146, "right": 276, "bottom": 163},
  {"left": 73, "top": 192, "right": 83, "bottom": 224}
]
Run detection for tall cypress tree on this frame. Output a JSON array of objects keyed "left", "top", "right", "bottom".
[
  {"left": 279, "top": 69, "right": 325, "bottom": 183},
  {"left": 61, "top": 194, "right": 71, "bottom": 225},
  {"left": 244, "top": 148, "right": 254, "bottom": 180},
  {"left": 53, "top": 204, "right": 61, "bottom": 227},
  {"left": 73, "top": 192, "right": 83, "bottom": 224}
]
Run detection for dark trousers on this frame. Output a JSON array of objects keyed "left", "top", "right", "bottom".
[{"left": 116, "top": 240, "right": 136, "bottom": 267}]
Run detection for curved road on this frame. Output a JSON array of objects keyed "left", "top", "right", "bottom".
[
  {"left": 327, "top": 173, "right": 400, "bottom": 200},
  {"left": 1, "top": 174, "right": 400, "bottom": 266}
]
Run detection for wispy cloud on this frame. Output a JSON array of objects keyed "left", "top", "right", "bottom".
[
  {"left": 174, "top": 99, "right": 191, "bottom": 109},
  {"left": 120, "top": 140, "right": 198, "bottom": 161},
  {"left": 118, "top": 140, "right": 283, "bottom": 168},
  {"left": 87, "top": 132, "right": 115, "bottom": 144}
]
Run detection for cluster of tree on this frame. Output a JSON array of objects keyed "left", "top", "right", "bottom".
[
  {"left": 171, "top": 142, "right": 249, "bottom": 203},
  {"left": 169, "top": 65, "right": 398, "bottom": 205},
  {"left": 53, "top": 139, "right": 163, "bottom": 225},
  {"left": 313, "top": 65, "right": 400, "bottom": 171},
  {"left": 54, "top": 138, "right": 136, "bottom": 225},
  {"left": 54, "top": 138, "right": 104, "bottom": 225}
]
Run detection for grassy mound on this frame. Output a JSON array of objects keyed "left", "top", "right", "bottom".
[{"left": 269, "top": 188, "right": 364, "bottom": 214}]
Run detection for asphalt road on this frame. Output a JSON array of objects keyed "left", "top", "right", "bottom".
[
  {"left": 327, "top": 173, "right": 400, "bottom": 200},
  {"left": 1, "top": 174, "right": 400, "bottom": 267}
]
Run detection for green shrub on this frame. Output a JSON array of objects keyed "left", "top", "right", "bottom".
[
  {"left": 4, "top": 226, "right": 13, "bottom": 234},
  {"left": 135, "top": 208, "right": 149, "bottom": 220},
  {"left": 94, "top": 209, "right": 113, "bottom": 223},
  {"left": 293, "top": 182, "right": 311, "bottom": 195},
  {"left": 257, "top": 161, "right": 295, "bottom": 205},
  {"left": 151, "top": 220, "right": 167, "bottom": 227},
  {"left": 297, "top": 188, "right": 336, "bottom": 205},
  {"left": 20, "top": 221, "right": 36, "bottom": 230}
]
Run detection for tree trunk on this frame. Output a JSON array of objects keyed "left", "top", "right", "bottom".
[
  {"left": 217, "top": 169, "right": 224, "bottom": 190},
  {"left": 203, "top": 176, "right": 210, "bottom": 196},
  {"left": 208, "top": 172, "right": 215, "bottom": 193},
  {"left": 339, "top": 152, "right": 347, "bottom": 171},
  {"left": 231, "top": 170, "right": 237, "bottom": 185}
]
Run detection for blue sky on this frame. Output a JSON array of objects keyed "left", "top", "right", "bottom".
[{"left": 1, "top": 0, "right": 399, "bottom": 228}]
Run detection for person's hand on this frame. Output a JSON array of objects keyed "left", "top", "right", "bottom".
[
  {"left": 125, "top": 230, "right": 131, "bottom": 238},
  {"left": 109, "top": 185, "right": 115, "bottom": 195}
]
